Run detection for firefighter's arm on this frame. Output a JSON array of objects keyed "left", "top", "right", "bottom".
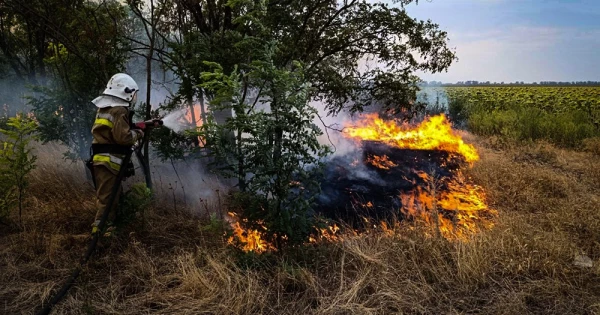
[{"left": 112, "top": 107, "right": 144, "bottom": 146}]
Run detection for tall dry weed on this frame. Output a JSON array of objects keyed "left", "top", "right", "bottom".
[{"left": 1, "top": 138, "right": 600, "bottom": 314}]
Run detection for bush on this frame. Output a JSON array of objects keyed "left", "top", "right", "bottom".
[
  {"left": 227, "top": 191, "right": 315, "bottom": 250},
  {"left": 541, "top": 112, "right": 594, "bottom": 147},
  {"left": 467, "top": 109, "right": 519, "bottom": 138},
  {"left": 448, "top": 95, "right": 470, "bottom": 126},
  {"left": 0, "top": 115, "right": 38, "bottom": 223},
  {"left": 200, "top": 59, "right": 329, "bottom": 250},
  {"left": 118, "top": 183, "right": 153, "bottom": 227}
]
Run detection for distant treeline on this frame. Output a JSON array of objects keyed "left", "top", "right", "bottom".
[{"left": 421, "top": 81, "right": 600, "bottom": 87}]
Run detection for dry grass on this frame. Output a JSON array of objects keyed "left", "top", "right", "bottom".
[{"left": 2, "top": 139, "right": 600, "bottom": 314}]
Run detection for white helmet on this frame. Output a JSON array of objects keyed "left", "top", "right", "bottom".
[{"left": 102, "top": 73, "right": 139, "bottom": 102}]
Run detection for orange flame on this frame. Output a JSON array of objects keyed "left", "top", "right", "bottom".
[
  {"left": 308, "top": 223, "right": 356, "bottom": 243},
  {"left": 184, "top": 104, "right": 205, "bottom": 146},
  {"left": 400, "top": 172, "right": 496, "bottom": 239},
  {"left": 345, "top": 114, "right": 479, "bottom": 163},
  {"left": 184, "top": 104, "right": 204, "bottom": 128},
  {"left": 367, "top": 154, "right": 398, "bottom": 170},
  {"left": 226, "top": 212, "right": 274, "bottom": 253}
]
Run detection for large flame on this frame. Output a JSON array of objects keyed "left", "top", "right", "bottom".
[
  {"left": 345, "top": 114, "right": 479, "bottom": 163},
  {"left": 227, "top": 113, "right": 494, "bottom": 252},
  {"left": 344, "top": 113, "right": 494, "bottom": 239},
  {"left": 184, "top": 104, "right": 204, "bottom": 128}
]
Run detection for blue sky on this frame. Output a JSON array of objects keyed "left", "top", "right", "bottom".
[{"left": 399, "top": 0, "right": 600, "bottom": 82}]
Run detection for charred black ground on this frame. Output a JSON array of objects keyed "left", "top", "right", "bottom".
[{"left": 315, "top": 140, "right": 467, "bottom": 226}]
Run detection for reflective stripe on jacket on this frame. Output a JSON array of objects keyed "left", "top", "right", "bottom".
[
  {"left": 94, "top": 113, "right": 115, "bottom": 128},
  {"left": 93, "top": 153, "right": 123, "bottom": 171},
  {"left": 91, "top": 103, "right": 142, "bottom": 173}
]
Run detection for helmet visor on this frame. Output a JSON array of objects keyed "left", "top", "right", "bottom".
[{"left": 131, "top": 91, "right": 138, "bottom": 104}]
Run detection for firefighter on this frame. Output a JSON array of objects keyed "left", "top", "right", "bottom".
[{"left": 89, "top": 73, "right": 144, "bottom": 234}]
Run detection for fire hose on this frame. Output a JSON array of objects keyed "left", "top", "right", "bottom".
[{"left": 35, "top": 119, "right": 162, "bottom": 315}]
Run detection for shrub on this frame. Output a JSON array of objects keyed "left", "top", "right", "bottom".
[
  {"left": 118, "top": 183, "right": 153, "bottom": 227},
  {"left": 468, "top": 109, "right": 519, "bottom": 138},
  {"left": 0, "top": 115, "right": 38, "bottom": 223},
  {"left": 200, "top": 59, "right": 329, "bottom": 250},
  {"left": 448, "top": 95, "right": 470, "bottom": 126}
]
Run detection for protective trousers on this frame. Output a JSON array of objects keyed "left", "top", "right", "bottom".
[{"left": 93, "top": 165, "right": 123, "bottom": 223}]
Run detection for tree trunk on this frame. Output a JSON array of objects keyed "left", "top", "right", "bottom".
[
  {"left": 198, "top": 90, "right": 208, "bottom": 147},
  {"left": 236, "top": 128, "right": 245, "bottom": 191},
  {"left": 272, "top": 97, "right": 285, "bottom": 250},
  {"left": 199, "top": 90, "right": 208, "bottom": 126},
  {"left": 18, "top": 187, "right": 23, "bottom": 224},
  {"left": 143, "top": 40, "right": 154, "bottom": 190},
  {"left": 140, "top": 0, "right": 156, "bottom": 191},
  {"left": 186, "top": 91, "right": 200, "bottom": 147},
  {"left": 187, "top": 95, "right": 197, "bottom": 128},
  {"left": 272, "top": 98, "right": 283, "bottom": 165}
]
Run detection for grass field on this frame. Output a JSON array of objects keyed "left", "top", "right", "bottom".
[
  {"left": 420, "top": 86, "right": 600, "bottom": 149},
  {"left": 445, "top": 86, "right": 600, "bottom": 113},
  {"left": 1, "top": 136, "right": 600, "bottom": 314}
]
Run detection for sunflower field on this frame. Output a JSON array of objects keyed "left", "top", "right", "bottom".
[{"left": 436, "top": 86, "right": 600, "bottom": 148}]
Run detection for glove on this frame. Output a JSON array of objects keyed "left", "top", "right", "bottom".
[
  {"left": 135, "top": 122, "right": 147, "bottom": 130},
  {"left": 135, "top": 129, "right": 145, "bottom": 140}
]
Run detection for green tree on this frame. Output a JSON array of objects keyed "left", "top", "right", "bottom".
[
  {"left": 0, "top": 114, "right": 38, "bottom": 223},
  {"left": 261, "top": 0, "right": 455, "bottom": 115},
  {"left": 143, "top": 0, "right": 455, "bottom": 248},
  {"left": 143, "top": 0, "right": 455, "bottom": 161},
  {"left": 201, "top": 56, "right": 330, "bottom": 247},
  {"left": 160, "top": 0, "right": 455, "bottom": 115},
  {"left": 1, "top": 0, "right": 130, "bottom": 160}
]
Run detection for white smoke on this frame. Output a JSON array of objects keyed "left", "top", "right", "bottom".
[
  {"left": 145, "top": 158, "right": 231, "bottom": 215},
  {"left": 312, "top": 100, "right": 361, "bottom": 158},
  {"left": 416, "top": 87, "right": 449, "bottom": 113}
]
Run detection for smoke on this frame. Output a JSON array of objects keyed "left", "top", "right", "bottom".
[
  {"left": 416, "top": 87, "right": 450, "bottom": 115},
  {"left": 312, "top": 100, "right": 361, "bottom": 158},
  {"left": 0, "top": 77, "right": 36, "bottom": 116},
  {"left": 127, "top": 56, "right": 178, "bottom": 111},
  {"left": 142, "top": 158, "right": 230, "bottom": 214},
  {"left": 309, "top": 100, "right": 391, "bottom": 192},
  {"left": 123, "top": 63, "right": 230, "bottom": 213}
]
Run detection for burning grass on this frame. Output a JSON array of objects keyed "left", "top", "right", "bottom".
[
  {"left": 303, "top": 114, "right": 496, "bottom": 246},
  {"left": 345, "top": 114, "right": 480, "bottom": 163},
  {"left": 226, "top": 113, "right": 494, "bottom": 251},
  {"left": 1, "top": 139, "right": 600, "bottom": 314}
]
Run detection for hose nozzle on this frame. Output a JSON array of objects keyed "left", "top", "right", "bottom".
[{"left": 134, "top": 119, "right": 163, "bottom": 130}]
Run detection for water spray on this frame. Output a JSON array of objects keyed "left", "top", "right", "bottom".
[{"left": 161, "top": 107, "right": 201, "bottom": 132}]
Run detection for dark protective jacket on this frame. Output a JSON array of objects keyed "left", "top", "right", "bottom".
[{"left": 91, "top": 105, "right": 143, "bottom": 174}]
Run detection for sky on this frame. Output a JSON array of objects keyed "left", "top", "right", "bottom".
[{"left": 399, "top": 0, "right": 600, "bottom": 83}]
